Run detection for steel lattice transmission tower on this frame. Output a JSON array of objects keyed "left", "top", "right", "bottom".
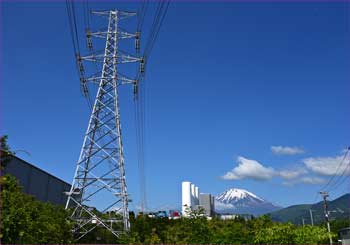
[{"left": 65, "top": 9, "right": 143, "bottom": 240}]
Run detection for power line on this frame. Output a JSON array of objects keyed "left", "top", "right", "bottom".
[
  {"left": 315, "top": 147, "right": 350, "bottom": 197},
  {"left": 134, "top": 3, "right": 171, "bottom": 198},
  {"left": 143, "top": 1, "right": 170, "bottom": 59},
  {"left": 65, "top": 1, "right": 77, "bottom": 55},
  {"left": 144, "top": 1, "right": 164, "bottom": 54},
  {"left": 323, "top": 147, "right": 350, "bottom": 192},
  {"left": 145, "top": 1, "right": 170, "bottom": 59},
  {"left": 137, "top": 0, "right": 149, "bottom": 32},
  {"left": 312, "top": 147, "right": 350, "bottom": 203},
  {"left": 70, "top": 1, "right": 81, "bottom": 54},
  {"left": 329, "top": 160, "right": 350, "bottom": 191},
  {"left": 134, "top": 0, "right": 171, "bottom": 212}
]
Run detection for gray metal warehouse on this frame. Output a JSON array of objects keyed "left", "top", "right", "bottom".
[{"left": 2, "top": 154, "right": 71, "bottom": 206}]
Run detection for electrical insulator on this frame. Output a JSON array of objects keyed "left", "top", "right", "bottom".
[
  {"left": 77, "top": 54, "right": 84, "bottom": 73},
  {"left": 80, "top": 77, "right": 88, "bottom": 96},
  {"left": 87, "top": 38, "right": 93, "bottom": 51},
  {"left": 73, "top": 188, "right": 80, "bottom": 195},
  {"left": 140, "top": 58, "right": 145, "bottom": 74},
  {"left": 135, "top": 32, "right": 140, "bottom": 52},
  {"left": 86, "top": 29, "right": 93, "bottom": 51},
  {"left": 133, "top": 80, "right": 138, "bottom": 100}
]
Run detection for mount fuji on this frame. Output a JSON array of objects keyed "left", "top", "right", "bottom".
[{"left": 215, "top": 188, "right": 281, "bottom": 215}]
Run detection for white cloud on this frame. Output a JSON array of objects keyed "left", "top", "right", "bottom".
[
  {"left": 221, "top": 153, "right": 346, "bottom": 186},
  {"left": 221, "top": 156, "right": 276, "bottom": 181},
  {"left": 279, "top": 168, "right": 307, "bottom": 180},
  {"left": 303, "top": 155, "right": 350, "bottom": 176},
  {"left": 300, "top": 177, "right": 326, "bottom": 184},
  {"left": 271, "top": 146, "right": 305, "bottom": 155},
  {"left": 283, "top": 176, "right": 326, "bottom": 186}
]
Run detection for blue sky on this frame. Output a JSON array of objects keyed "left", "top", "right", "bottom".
[{"left": 2, "top": 1, "right": 349, "bottom": 211}]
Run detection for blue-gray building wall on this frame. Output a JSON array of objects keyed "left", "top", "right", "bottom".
[
  {"left": 3, "top": 155, "right": 71, "bottom": 206},
  {"left": 199, "top": 193, "right": 215, "bottom": 217}
]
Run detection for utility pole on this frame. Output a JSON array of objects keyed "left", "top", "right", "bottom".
[
  {"left": 65, "top": 9, "right": 142, "bottom": 240},
  {"left": 309, "top": 209, "right": 314, "bottom": 226},
  {"left": 320, "top": 191, "right": 332, "bottom": 245},
  {"left": 302, "top": 217, "right": 305, "bottom": 226}
]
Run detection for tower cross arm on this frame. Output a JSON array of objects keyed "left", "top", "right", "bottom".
[
  {"left": 90, "top": 30, "right": 137, "bottom": 39},
  {"left": 81, "top": 53, "right": 142, "bottom": 64},
  {"left": 91, "top": 10, "right": 136, "bottom": 20},
  {"left": 85, "top": 75, "right": 136, "bottom": 85}
]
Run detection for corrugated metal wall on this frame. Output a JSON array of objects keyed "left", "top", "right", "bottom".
[{"left": 3, "top": 155, "right": 71, "bottom": 206}]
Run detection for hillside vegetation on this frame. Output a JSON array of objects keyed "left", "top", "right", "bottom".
[{"left": 269, "top": 194, "right": 350, "bottom": 225}]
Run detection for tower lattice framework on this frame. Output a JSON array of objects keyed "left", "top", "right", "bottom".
[{"left": 65, "top": 9, "right": 142, "bottom": 240}]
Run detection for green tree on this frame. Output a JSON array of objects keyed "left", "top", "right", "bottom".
[
  {"left": 254, "top": 222, "right": 334, "bottom": 244},
  {"left": 294, "top": 225, "right": 331, "bottom": 244},
  {"left": 0, "top": 174, "right": 73, "bottom": 243},
  {"left": 144, "top": 228, "right": 162, "bottom": 244},
  {"left": 208, "top": 218, "right": 249, "bottom": 244},
  {"left": 0, "top": 135, "right": 13, "bottom": 169},
  {"left": 254, "top": 222, "right": 295, "bottom": 244}
]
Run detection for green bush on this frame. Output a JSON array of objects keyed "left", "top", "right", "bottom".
[{"left": 0, "top": 174, "right": 73, "bottom": 243}]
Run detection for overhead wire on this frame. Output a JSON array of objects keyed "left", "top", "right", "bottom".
[
  {"left": 133, "top": 0, "right": 170, "bottom": 212},
  {"left": 66, "top": 0, "right": 88, "bottom": 102},
  {"left": 137, "top": 0, "right": 149, "bottom": 32},
  {"left": 71, "top": 1, "right": 81, "bottom": 54},
  {"left": 143, "top": 2, "right": 163, "bottom": 59},
  {"left": 322, "top": 147, "right": 349, "bottom": 192},
  {"left": 144, "top": 1, "right": 170, "bottom": 60},
  {"left": 65, "top": 0, "right": 79, "bottom": 56},
  {"left": 134, "top": 87, "right": 147, "bottom": 212},
  {"left": 327, "top": 156, "right": 350, "bottom": 191},
  {"left": 312, "top": 147, "right": 350, "bottom": 203},
  {"left": 331, "top": 169, "right": 350, "bottom": 192},
  {"left": 134, "top": 0, "right": 150, "bottom": 212},
  {"left": 81, "top": 0, "right": 95, "bottom": 110}
]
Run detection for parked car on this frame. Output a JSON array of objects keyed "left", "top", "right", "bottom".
[
  {"left": 168, "top": 210, "right": 181, "bottom": 219},
  {"left": 156, "top": 210, "right": 167, "bottom": 218}
]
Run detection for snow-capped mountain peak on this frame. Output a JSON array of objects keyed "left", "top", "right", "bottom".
[
  {"left": 215, "top": 188, "right": 281, "bottom": 215},
  {"left": 216, "top": 188, "right": 264, "bottom": 203}
]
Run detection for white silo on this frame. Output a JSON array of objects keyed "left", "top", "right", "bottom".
[
  {"left": 195, "top": 186, "right": 199, "bottom": 205},
  {"left": 182, "top": 181, "right": 192, "bottom": 216},
  {"left": 190, "top": 183, "right": 195, "bottom": 208}
]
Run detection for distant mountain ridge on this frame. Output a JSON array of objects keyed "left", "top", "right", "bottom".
[
  {"left": 215, "top": 188, "right": 281, "bottom": 215},
  {"left": 268, "top": 193, "right": 350, "bottom": 225}
]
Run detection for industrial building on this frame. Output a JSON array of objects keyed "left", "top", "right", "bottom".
[
  {"left": 181, "top": 181, "right": 215, "bottom": 217},
  {"left": 3, "top": 153, "right": 71, "bottom": 206},
  {"left": 339, "top": 227, "right": 350, "bottom": 245},
  {"left": 182, "top": 181, "right": 199, "bottom": 216},
  {"left": 198, "top": 193, "right": 215, "bottom": 217}
]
